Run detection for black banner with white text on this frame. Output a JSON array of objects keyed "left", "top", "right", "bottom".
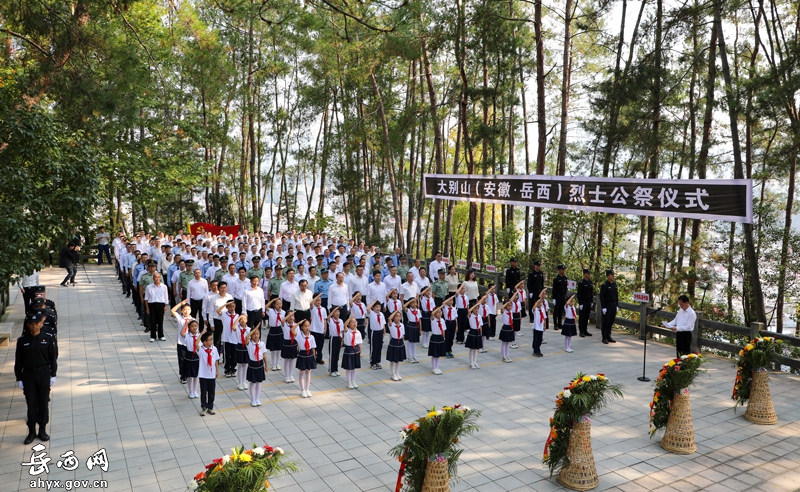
[{"left": 423, "top": 174, "right": 753, "bottom": 223}]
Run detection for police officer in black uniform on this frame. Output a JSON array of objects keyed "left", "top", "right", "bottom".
[
  {"left": 29, "top": 298, "right": 58, "bottom": 337},
  {"left": 599, "top": 269, "right": 618, "bottom": 344},
  {"left": 15, "top": 312, "right": 58, "bottom": 444},
  {"left": 504, "top": 258, "right": 520, "bottom": 300},
  {"left": 576, "top": 269, "right": 594, "bottom": 337},
  {"left": 552, "top": 264, "right": 568, "bottom": 330},
  {"left": 527, "top": 261, "right": 544, "bottom": 322}
]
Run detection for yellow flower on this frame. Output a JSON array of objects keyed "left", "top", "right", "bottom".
[
  {"left": 738, "top": 350, "right": 743, "bottom": 356},
  {"left": 558, "top": 391, "right": 564, "bottom": 398},
  {"left": 667, "top": 360, "right": 676, "bottom": 367},
  {"left": 442, "top": 406, "right": 452, "bottom": 411},
  {"left": 582, "top": 376, "right": 592, "bottom": 382},
  {"left": 745, "top": 344, "right": 753, "bottom": 351},
  {"left": 238, "top": 454, "right": 252, "bottom": 462},
  {"left": 264, "top": 480, "right": 270, "bottom": 489},
  {"left": 427, "top": 411, "right": 438, "bottom": 419},
  {"left": 654, "top": 396, "right": 659, "bottom": 403}
]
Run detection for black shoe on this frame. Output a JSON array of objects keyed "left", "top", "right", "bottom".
[
  {"left": 579, "top": 334, "right": 586, "bottom": 338},
  {"left": 585, "top": 332, "right": 593, "bottom": 336},
  {"left": 24, "top": 429, "right": 36, "bottom": 444},
  {"left": 59, "top": 283, "right": 67, "bottom": 287},
  {"left": 608, "top": 338, "right": 617, "bottom": 343},
  {"left": 602, "top": 339, "right": 609, "bottom": 344},
  {"left": 37, "top": 427, "right": 49, "bottom": 441}
]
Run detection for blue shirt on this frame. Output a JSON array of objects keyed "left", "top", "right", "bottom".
[
  {"left": 166, "top": 264, "right": 180, "bottom": 287},
  {"left": 314, "top": 278, "right": 334, "bottom": 298},
  {"left": 132, "top": 263, "right": 146, "bottom": 287},
  {"left": 235, "top": 259, "right": 251, "bottom": 271}
]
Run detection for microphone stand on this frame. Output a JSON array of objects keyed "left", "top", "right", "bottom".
[{"left": 638, "top": 307, "right": 662, "bottom": 382}]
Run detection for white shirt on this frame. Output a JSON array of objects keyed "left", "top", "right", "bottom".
[
  {"left": 20, "top": 271, "right": 39, "bottom": 288},
  {"left": 431, "top": 317, "right": 446, "bottom": 335},
  {"left": 297, "top": 331, "right": 317, "bottom": 354},
  {"left": 212, "top": 293, "right": 234, "bottom": 321},
  {"left": 414, "top": 276, "right": 431, "bottom": 292},
  {"left": 384, "top": 274, "right": 402, "bottom": 292},
  {"left": 243, "top": 286, "right": 266, "bottom": 312},
  {"left": 247, "top": 340, "right": 267, "bottom": 363},
  {"left": 486, "top": 293, "right": 499, "bottom": 315},
  {"left": 388, "top": 322, "right": 405, "bottom": 339},
  {"left": 368, "top": 310, "right": 386, "bottom": 332},
  {"left": 343, "top": 330, "right": 362, "bottom": 347},
  {"left": 328, "top": 282, "right": 351, "bottom": 307},
  {"left": 347, "top": 274, "right": 369, "bottom": 298},
  {"left": 197, "top": 345, "right": 220, "bottom": 379},
  {"left": 463, "top": 281, "right": 479, "bottom": 301},
  {"left": 230, "top": 277, "right": 250, "bottom": 300},
  {"left": 665, "top": 306, "right": 697, "bottom": 332},
  {"left": 280, "top": 280, "right": 299, "bottom": 303},
  {"left": 202, "top": 291, "right": 217, "bottom": 323},
  {"left": 386, "top": 298, "right": 403, "bottom": 315},
  {"left": 409, "top": 266, "right": 421, "bottom": 280},
  {"left": 400, "top": 281, "right": 419, "bottom": 302},
  {"left": 144, "top": 283, "right": 169, "bottom": 304},
  {"left": 184, "top": 331, "right": 201, "bottom": 353},
  {"left": 428, "top": 260, "right": 447, "bottom": 280},
  {"left": 174, "top": 312, "right": 192, "bottom": 346},
  {"left": 220, "top": 311, "right": 240, "bottom": 344},
  {"left": 187, "top": 278, "right": 209, "bottom": 301},
  {"left": 406, "top": 307, "right": 421, "bottom": 325},
  {"left": 291, "top": 288, "right": 314, "bottom": 311},
  {"left": 366, "top": 281, "right": 387, "bottom": 306},
  {"left": 328, "top": 317, "right": 344, "bottom": 337},
  {"left": 310, "top": 306, "right": 327, "bottom": 334},
  {"left": 350, "top": 301, "right": 367, "bottom": 319},
  {"left": 420, "top": 296, "right": 435, "bottom": 314}
]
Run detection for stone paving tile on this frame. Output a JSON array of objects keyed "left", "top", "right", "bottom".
[{"left": 1, "top": 265, "right": 799, "bottom": 491}]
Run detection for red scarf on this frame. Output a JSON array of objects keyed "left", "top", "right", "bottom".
[
  {"left": 240, "top": 327, "right": 247, "bottom": 346},
  {"left": 392, "top": 300, "right": 398, "bottom": 312},
  {"left": 461, "top": 295, "right": 467, "bottom": 307},
  {"left": 304, "top": 335, "right": 311, "bottom": 354},
  {"left": 447, "top": 306, "right": 453, "bottom": 319},
  {"left": 540, "top": 306, "right": 545, "bottom": 323},
  {"left": 514, "top": 301, "right": 519, "bottom": 313},
  {"left": 356, "top": 302, "right": 364, "bottom": 315},
  {"left": 350, "top": 331, "right": 356, "bottom": 347},
  {"left": 334, "top": 319, "right": 341, "bottom": 336},
  {"left": 376, "top": 312, "right": 382, "bottom": 327},
  {"left": 275, "top": 310, "right": 281, "bottom": 325},
  {"left": 254, "top": 342, "right": 260, "bottom": 361},
  {"left": 410, "top": 309, "right": 418, "bottom": 323},
  {"left": 289, "top": 325, "right": 295, "bottom": 344},
  {"left": 229, "top": 313, "right": 236, "bottom": 331},
  {"left": 192, "top": 335, "right": 197, "bottom": 353},
  {"left": 437, "top": 319, "right": 444, "bottom": 333},
  {"left": 205, "top": 347, "right": 213, "bottom": 366},
  {"left": 426, "top": 298, "right": 431, "bottom": 311},
  {"left": 395, "top": 323, "right": 401, "bottom": 338},
  {"left": 318, "top": 307, "right": 324, "bottom": 322},
  {"left": 571, "top": 306, "right": 576, "bottom": 318}
]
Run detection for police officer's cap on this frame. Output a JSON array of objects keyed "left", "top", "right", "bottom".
[
  {"left": 220, "top": 256, "right": 228, "bottom": 262},
  {"left": 438, "top": 269, "right": 446, "bottom": 274},
  {"left": 606, "top": 269, "right": 615, "bottom": 276},
  {"left": 32, "top": 286, "right": 46, "bottom": 293},
  {"left": 285, "top": 255, "right": 294, "bottom": 260},
  {"left": 185, "top": 259, "right": 195, "bottom": 264},
  {"left": 25, "top": 312, "right": 43, "bottom": 323},
  {"left": 252, "top": 256, "right": 261, "bottom": 262},
  {"left": 31, "top": 298, "right": 46, "bottom": 306},
  {"left": 321, "top": 268, "right": 329, "bottom": 274},
  {"left": 557, "top": 264, "right": 566, "bottom": 270},
  {"left": 534, "top": 260, "right": 541, "bottom": 266},
  {"left": 316, "top": 254, "right": 324, "bottom": 260},
  {"left": 583, "top": 268, "right": 591, "bottom": 274},
  {"left": 510, "top": 258, "right": 517, "bottom": 263},
  {"left": 275, "top": 265, "right": 284, "bottom": 270}
]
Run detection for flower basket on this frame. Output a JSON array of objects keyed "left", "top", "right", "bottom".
[
  {"left": 660, "top": 388, "right": 696, "bottom": 454},
  {"left": 556, "top": 418, "right": 598, "bottom": 491},
  {"left": 390, "top": 405, "right": 480, "bottom": 492},
  {"left": 744, "top": 369, "right": 777, "bottom": 425},
  {"left": 543, "top": 373, "right": 622, "bottom": 488},
  {"left": 421, "top": 455, "right": 450, "bottom": 492},
  {"left": 733, "top": 337, "right": 781, "bottom": 424},
  {"left": 189, "top": 444, "right": 298, "bottom": 492},
  {"left": 649, "top": 353, "right": 706, "bottom": 441}
]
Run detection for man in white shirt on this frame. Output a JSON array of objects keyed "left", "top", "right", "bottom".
[
  {"left": 427, "top": 252, "right": 447, "bottom": 282},
  {"left": 204, "top": 255, "right": 222, "bottom": 282},
  {"left": 19, "top": 270, "right": 40, "bottom": 314},
  {"left": 400, "top": 272, "right": 419, "bottom": 302},
  {"left": 279, "top": 269, "right": 299, "bottom": 307},
  {"left": 291, "top": 279, "right": 314, "bottom": 323},
  {"left": 347, "top": 265, "right": 369, "bottom": 298},
  {"left": 366, "top": 272, "right": 387, "bottom": 307},
  {"left": 305, "top": 266, "right": 319, "bottom": 292},
  {"left": 231, "top": 267, "right": 250, "bottom": 314},
  {"left": 328, "top": 272, "right": 351, "bottom": 320},
  {"left": 211, "top": 281, "right": 234, "bottom": 350},
  {"left": 187, "top": 269, "right": 209, "bottom": 328},
  {"left": 383, "top": 266, "right": 402, "bottom": 293},
  {"left": 243, "top": 276, "right": 266, "bottom": 328},
  {"left": 663, "top": 295, "right": 697, "bottom": 357},
  {"left": 409, "top": 258, "right": 422, "bottom": 280}
]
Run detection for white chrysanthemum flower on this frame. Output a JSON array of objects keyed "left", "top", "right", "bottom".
[
  {"left": 463, "top": 406, "right": 471, "bottom": 412},
  {"left": 222, "top": 455, "right": 230, "bottom": 465},
  {"left": 189, "top": 480, "right": 198, "bottom": 491},
  {"left": 399, "top": 431, "right": 407, "bottom": 440},
  {"left": 253, "top": 447, "right": 265, "bottom": 456},
  {"left": 590, "top": 375, "right": 597, "bottom": 380},
  {"left": 275, "top": 447, "right": 284, "bottom": 455},
  {"left": 563, "top": 389, "right": 572, "bottom": 398}
]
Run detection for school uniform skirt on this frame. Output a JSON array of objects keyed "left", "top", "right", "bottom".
[
  {"left": 499, "top": 324, "right": 516, "bottom": 342},
  {"left": 183, "top": 351, "right": 200, "bottom": 378},
  {"left": 561, "top": 318, "right": 578, "bottom": 337},
  {"left": 266, "top": 326, "right": 284, "bottom": 351},
  {"left": 512, "top": 313, "right": 522, "bottom": 332},
  {"left": 296, "top": 350, "right": 317, "bottom": 370},
  {"left": 341, "top": 345, "right": 361, "bottom": 370},
  {"left": 235, "top": 343, "right": 250, "bottom": 364},
  {"left": 428, "top": 334, "right": 446, "bottom": 358},
  {"left": 246, "top": 359, "right": 266, "bottom": 383},
  {"left": 421, "top": 316, "right": 432, "bottom": 333},
  {"left": 386, "top": 337, "right": 407, "bottom": 362},
  {"left": 281, "top": 340, "right": 298, "bottom": 359},
  {"left": 465, "top": 328, "right": 484, "bottom": 349},
  {"left": 405, "top": 321, "right": 420, "bottom": 343}
]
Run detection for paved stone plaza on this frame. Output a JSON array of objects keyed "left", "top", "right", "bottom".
[{"left": 1, "top": 265, "right": 799, "bottom": 492}]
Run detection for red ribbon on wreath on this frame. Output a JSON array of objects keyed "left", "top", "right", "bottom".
[{"left": 395, "top": 446, "right": 408, "bottom": 492}]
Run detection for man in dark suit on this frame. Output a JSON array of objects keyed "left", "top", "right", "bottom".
[
  {"left": 58, "top": 242, "right": 78, "bottom": 287},
  {"left": 576, "top": 269, "right": 594, "bottom": 337},
  {"left": 599, "top": 269, "right": 618, "bottom": 344}
]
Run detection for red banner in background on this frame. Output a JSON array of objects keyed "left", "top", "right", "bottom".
[{"left": 189, "top": 222, "right": 240, "bottom": 238}]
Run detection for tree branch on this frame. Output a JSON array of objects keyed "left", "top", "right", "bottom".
[{"left": 1, "top": 28, "right": 52, "bottom": 59}]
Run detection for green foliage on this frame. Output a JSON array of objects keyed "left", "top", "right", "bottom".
[
  {"left": 733, "top": 337, "right": 784, "bottom": 407},
  {"left": 192, "top": 444, "right": 298, "bottom": 492},
  {"left": 389, "top": 405, "right": 481, "bottom": 492},
  {"left": 543, "top": 373, "right": 623, "bottom": 476},
  {"left": 649, "top": 354, "right": 707, "bottom": 436}
]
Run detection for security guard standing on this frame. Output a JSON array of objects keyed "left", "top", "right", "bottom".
[
  {"left": 599, "top": 269, "right": 618, "bottom": 344},
  {"left": 552, "top": 264, "right": 568, "bottom": 330},
  {"left": 268, "top": 265, "right": 286, "bottom": 301},
  {"left": 247, "top": 256, "right": 265, "bottom": 281},
  {"left": 179, "top": 260, "right": 194, "bottom": 301},
  {"left": 15, "top": 313, "right": 58, "bottom": 444},
  {"left": 432, "top": 269, "right": 450, "bottom": 307},
  {"left": 504, "top": 258, "right": 520, "bottom": 300},
  {"left": 526, "top": 261, "right": 544, "bottom": 322},
  {"left": 30, "top": 298, "right": 58, "bottom": 337},
  {"left": 214, "top": 257, "right": 229, "bottom": 283},
  {"left": 576, "top": 269, "right": 594, "bottom": 337},
  {"left": 139, "top": 260, "right": 157, "bottom": 333}
]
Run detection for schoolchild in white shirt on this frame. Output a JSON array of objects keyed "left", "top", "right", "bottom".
[
  {"left": 265, "top": 298, "right": 286, "bottom": 371},
  {"left": 385, "top": 311, "right": 406, "bottom": 381},
  {"left": 234, "top": 314, "right": 251, "bottom": 391},
  {"left": 326, "top": 307, "right": 344, "bottom": 376},
  {"left": 170, "top": 300, "right": 193, "bottom": 384},
  {"left": 295, "top": 320, "right": 317, "bottom": 398},
  {"left": 198, "top": 331, "right": 220, "bottom": 416},
  {"left": 404, "top": 297, "right": 422, "bottom": 363},
  {"left": 465, "top": 299, "right": 485, "bottom": 369},
  {"left": 499, "top": 298, "right": 516, "bottom": 362},
  {"left": 419, "top": 288, "right": 435, "bottom": 348},
  {"left": 180, "top": 318, "right": 204, "bottom": 399},
  {"left": 245, "top": 328, "right": 267, "bottom": 406},
  {"left": 367, "top": 301, "right": 386, "bottom": 370},
  {"left": 428, "top": 306, "right": 447, "bottom": 374},
  {"left": 341, "top": 317, "right": 363, "bottom": 389},
  {"left": 281, "top": 312, "right": 299, "bottom": 383}
]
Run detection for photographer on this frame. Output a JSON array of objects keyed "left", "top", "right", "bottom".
[{"left": 58, "top": 242, "right": 80, "bottom": 287}]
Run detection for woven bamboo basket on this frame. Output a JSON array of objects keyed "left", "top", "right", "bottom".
[
  {"left": 660, "top": 389, "right": 696, "bottom": 454},
  {"left": 745, "top": 370, "right": 778, "bottom": 425},
  {"left": 421, "top": 459, "right": 450, "bottom": 492},
  {"left": 557, "top": 420, "right": 599, "bottom": 491}
]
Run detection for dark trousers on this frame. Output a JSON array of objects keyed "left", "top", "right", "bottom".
[
  {"left": 177, "top": 344, "right": 187, "bottom": 379},
  {"left": 533, "top": 329, "right": 543, "bottom": 354},
  {"left": 528, "top": 297, "right": 536, "bottom": 322},
  {"left": 98, "top": 244, "right": 112, "bottom": 264},
  {"left": 329, "top": 336, "right": 341, "bottom": 372},
  {"left": 224, "top": 342, "right": 238, "bottom": 373},
  {"left": 456, "top": 308, "right": 468, "bottom": 342},
  {"left": 370, "top": 330, "right": 383, "bottom": 366},
  {"left": 444, "top": 320, "right": 457, "bottom": 353},
  {"left": 320, "top": 297, "right": 329, "bottom": 310},
  {"left": 336, "top": 305, "right": 350, "bottom": 323},
  {"left": 22, "top": 367, "right": 51, "bottom": 427},
  {"left": 199, "top": 377, "right": 216, "bottom": 410},
  {"left": 676, "top": 331, "right": 692, "bottom": 357},
  {"left": 312, "top": 332, "right": 325, "bottom": 363},
  {"left": 22, "top": 287, "right": 36, "bottom": 314},
  {"left": 212, "top": 319, "right": 223, "bottom": 351},
  {"left": 132, "top": 289, "right": 142, "bottom": 318},
  {"left": 234, "top": 299, "right": 243, "bottom": 315},
  {"left": 149, "top": 302, "right": 165, "bottom": 338},
  {"left": 246, "top": 310, "right": 263, "bottom": 329},
  {"left": 295, "top": 309, "right": 311, "bottom": 324},
  {"left": 602, "top": 306, "right": 617, "bottom": 340},
  {"left": 61, "top": 267, "right": 76, "bottom": 285},
  {"left": 579, "top": 303, "right": 592, "bottom": 334},
  {"left": 190, "top": 299, "right": 205, "bottom": 329},
  {"left": 435, "top": 297, "right": 445, "bottom": 308},
  {"left": 488, "top": 314, "right": 497, "bottom": 338},
  {"left": 553, "top": 298, "right": 566, "bottom": 328},
  {"left": 168, "top": 287, "right": 176, "bottom": 308}
]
